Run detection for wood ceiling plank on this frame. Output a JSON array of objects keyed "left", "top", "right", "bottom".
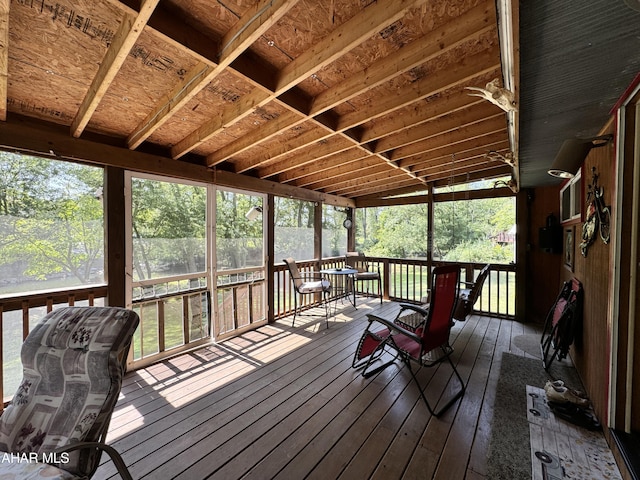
[
  {"left": 71, "top": 0, "right": 160, "bottom": 138},
  {"left": 389, "top": 115, "right": 508, "bottom": 161},
  {"left": 274, "top": 0, "right": 429, "bottom": 94},
  {"left": 233, "top": 127, "right": 332, "bottom": 173},
  {"left": 309, "top": 1, "right": 495, "bottom": 115},
  {"left": 399, "top": 133, "right": 509, "bottom": 169},
  {"left": 374, "top": 106, "right": 504, "bottom": 153},
  {"left": 126, "top": 0, "right": 299, "bottom": 150},
  {"left": 0, "top": 0, "right": 8, "bottom": 121},
  {"left": 337, "top": 47, "right": 501, "bottom": 131}
]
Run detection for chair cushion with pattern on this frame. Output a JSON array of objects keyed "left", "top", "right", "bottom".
[{"left": 0, "top": 307, "right": 139, "bottom": 477}]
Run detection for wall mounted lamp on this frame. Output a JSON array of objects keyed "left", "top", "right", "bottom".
[
  {"left": 547, "top": 135, "right": 613, "bottom": 178},
  {"left": 246, "top": 206, "right": 263, "bottom": 221}
]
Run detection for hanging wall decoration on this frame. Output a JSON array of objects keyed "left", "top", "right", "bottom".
[{"left": 579, "top": 167, "right": 611, "bottom": 257}]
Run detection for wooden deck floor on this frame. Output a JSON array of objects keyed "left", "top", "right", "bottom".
[{"left": 96, "top": 299, "right": 543, "bottom": 480}]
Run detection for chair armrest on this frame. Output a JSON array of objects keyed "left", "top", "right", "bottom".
[
  {"left": 53, "top": 442, "right": 133, "bottom": 480},
  {"left": 366, "top": 314, "right": 422, "bottom": 344},
  {"left": 460, "top": 280, "right": 476, "bottom": 287},
  {"left": 398, "top": 304, "right": 430, "bottom": 316}
]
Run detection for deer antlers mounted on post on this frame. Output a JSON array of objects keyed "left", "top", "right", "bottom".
[{"left": 466, "top": 79, "right": 517, "bottom": 113}]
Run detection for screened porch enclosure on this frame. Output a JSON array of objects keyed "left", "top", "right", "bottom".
[{"left": 0, "top": 153, "right": 516, "bottom": 403}]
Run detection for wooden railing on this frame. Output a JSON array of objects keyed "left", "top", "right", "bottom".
[
  {"left": 274, "top": 257, "right": 516, "bottom": 320},
  {"left": 130, "top": 273, "right": 211, "bottom": 369},
  {"left": 1, "top": 258, "right": 515, "bottom": 404},
  {"left": 0, "top": 285, "right": 108, "bottom": 403}
]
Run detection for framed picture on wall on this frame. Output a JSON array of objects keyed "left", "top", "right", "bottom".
[{"left": 564, "top": 227, "right": 574, "bottom": 271}]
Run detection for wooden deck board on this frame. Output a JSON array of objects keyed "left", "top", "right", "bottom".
[{"left": 95, "top": 300, "right": 543, "bottom": 480}]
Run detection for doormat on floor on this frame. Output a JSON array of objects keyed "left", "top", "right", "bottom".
[{"left": 527, "top": 385, "right": 622, "bottom": 480}]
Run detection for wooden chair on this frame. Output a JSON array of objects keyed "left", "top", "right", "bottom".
[
  {"left": 344, "top": 251, "right": 382, "bottom": 306},
  {"left": 0, "top": 307, "right": 139, "bottom": 479},
  {"left": 283, "top": 257, "right": 331, "bottom": 328},
  {"left": 352, "top": 265, "right": 465, "bottom": 416},
  {"left": 453, "top": 263, "right": 490, "bottom": 321}
]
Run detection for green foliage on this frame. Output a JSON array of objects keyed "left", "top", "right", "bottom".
[
  {"left": 215, "top": 190, "right": 263, "bottom": 270},
  {"left": 356, "top": 194, "right": 515, "bottom": 264},
  {"left": 0, "top": 153, "right": 104, "bottom": 289},
  {"left": 361, "top": 204, "right": 428, "bottom": 258},
  {"left": 132, "top": 177, "right": 207, "bottom": 279}
]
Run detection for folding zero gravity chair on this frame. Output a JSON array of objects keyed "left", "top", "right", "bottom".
[
  {"left": 540, "top": 278, "right": 583, "bottom": 370},
  {"left": 352, "top": 264, "right": 465, "bottom": 416}
]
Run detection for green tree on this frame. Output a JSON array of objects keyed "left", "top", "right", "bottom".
[
  {"left": 0, "top": 153, "right": 104, "bottom": 289},
  {"left": 131, "top": 178, "right": 207, "bottom": 279}
]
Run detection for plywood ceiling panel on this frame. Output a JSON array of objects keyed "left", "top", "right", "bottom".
[{"left": 2, "top": 0, "right": 519, "bottom": 199}]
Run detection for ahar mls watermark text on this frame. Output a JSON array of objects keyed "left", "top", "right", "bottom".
[{"left": 1, "top": 452, "right": 70, "bottom": 464}]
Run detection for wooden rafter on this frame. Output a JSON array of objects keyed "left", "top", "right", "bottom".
[
  {"left": 172, "top": 0, "right": 431, "bottom": 161},
  {"left": 127, "top": 0, "right": 300, "bottom": 149},
  {"left": 71, "top": 0, "right": 160, "bottom": 138},
  {"left": 4, "top": 0, "right": 514, "bottom": 201},
  {"left": 205, "top": 2, "right": 496, "bottom": 167}
]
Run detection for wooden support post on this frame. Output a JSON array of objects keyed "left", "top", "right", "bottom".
[
  {"left": 266, "top": 195, "right": 276, "bottom": 323},
  {"left": 105, "top": 167, "right": 127, "bottom": 307}
]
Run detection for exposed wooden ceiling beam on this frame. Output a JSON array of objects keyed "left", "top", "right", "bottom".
[
  {"left": 359, "top": 93, "right": 483, "bottom": 144},
  {"left": 257, "top": 137, "right": 356, "bottom": 178},
  {"left": 278, "top": 148, "right": 370, "bottom": 184},
  {"left": 302, "top": 163, "right": 390, "bottom": 191},
  {"left": 398, "top": 132, "right": 509, "bottom": 169},
  {"left": 430, "top": 165, "right": 511, "bottom": 188},
  {"left": 232, "top": 52, "right": 501, "bottom": 182},
  {"left": 414, "top": 146, "right": 511, "bottom": 176},
  {"left": 205, "top": 7, "right": 494, "bottom": 167},
  {"left": 374, "top": 106, "right": 504, "bottom": 153},
  {"left": 389, "top": 116, "right": 507, "bottom": 161},
  {"left": 337, "top": 48, "right": 501, "bottom": 131},
  {"left": 274, "top": 0, "right": 429, "bottom": 93},
  {"left": 71, "top": 0, "right": 160, "bottom": 138},
  {"left": 233, "top": 126, "right": 332, "bottom": 173},
  {"left": 308, "top": 0, "right": 495, "bottom": 115},
  {"left": 126, "top": 0, "right": 299, "bottom": 149},
  {"left": 172, "top": 0, "right": 429, "bottom": 161},
  {"left": 335, "top": 175, "right": 419, "bottom": 197}
]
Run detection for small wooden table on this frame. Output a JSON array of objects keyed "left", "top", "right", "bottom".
[{"left": 320, "top": 268, "right": 358, "bottom": 311}]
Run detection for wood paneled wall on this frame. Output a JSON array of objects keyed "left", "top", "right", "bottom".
[
  {"left": 524, "top": 185, "right": 563, "bottom": 323},
  {"left": 562, "top": 130, "right": 616, "bottom": 426},
  {"left": 526, "top": 126, "right": 615, "bottom": 426}
]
